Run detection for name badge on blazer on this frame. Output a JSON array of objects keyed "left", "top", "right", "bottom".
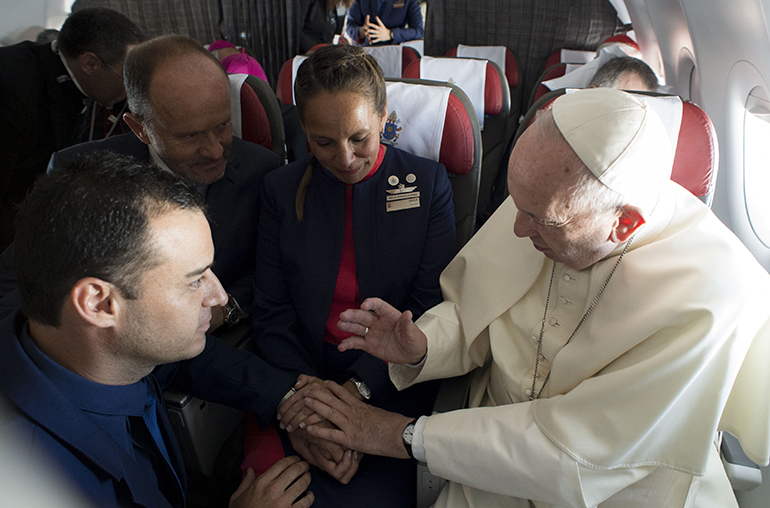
[
  {"left": 393, "top": 1, "right": 405, "bottom": 7},
  {"left": 386, "top": 184, "right": 420, "bottom": 212}
]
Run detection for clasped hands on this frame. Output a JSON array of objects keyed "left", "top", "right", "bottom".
[
  {"left": 358, "top": 15, "right": 393, "bottom": 44},
  {"left": 279, "top": 299, "right": 427, "bottom": 472}
]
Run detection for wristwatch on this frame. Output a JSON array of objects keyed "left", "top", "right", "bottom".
[
  {"left": 402, "top": 419, "right": 417, "bottom": 459},
  {"left": 348, "top": 376, "right": 372, "bottom": 401},
  {"left": 223, "top": 294, "right": 243, "bottom": 326}
]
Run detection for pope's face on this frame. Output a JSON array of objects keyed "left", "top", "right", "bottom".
[{"left": 508, "top": 128, "right": 620, "bottom": 271}]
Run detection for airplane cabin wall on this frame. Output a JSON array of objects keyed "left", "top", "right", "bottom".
[
  {"left": 0, "top": 0, "right": 70, "bottom": 46},
  {"left": 625, "top": 0, "right": 770, "bottom": 271}
]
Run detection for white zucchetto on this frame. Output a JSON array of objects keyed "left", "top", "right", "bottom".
[{"left": 552, "top": 88, "right": 674, "bottom": 213}]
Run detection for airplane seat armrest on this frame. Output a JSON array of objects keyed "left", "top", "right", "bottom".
[
  {"left": 416, "top": 372, "right": 474, "bottom": 508},
  {"left": 721, "top": 432, "right": 762, "bottom": 492}
]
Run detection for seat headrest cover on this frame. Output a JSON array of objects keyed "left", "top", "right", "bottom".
[
  {"left": 291, "top": 56, "right": 309, "bottom": 105},
  {"left": 383, "top": 81, "right": 449, "bottom": 162},
  {"left": 228, "top": 73, "right": 248, "bottom": 138},
  {"left": 544, "top": 45, "right": 633, "bottom": 91},
  {"left": 420, "top": 56, "right": 487, "bottom": 129},
  {"left": 457, "top": 44, "right": 507, "bottom": 74},
  {"left": 552, "top": 88, "right": 673, "bottom": 213},
  {"left": 363, "top": 45, "right": 403, "bottom": 78}
]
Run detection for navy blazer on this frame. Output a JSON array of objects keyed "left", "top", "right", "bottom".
[
  {"left": 0, "top": 41, "right": 87, "bottom": 250},
  {"left": 253, "top": 147, "right": 455, "bottom": 404},
  {"left": 345, "top": 0, "right": 424, "bottom": 45},
  {"left": 47, "top": 132, "right": 281, "bottom": 310},
  {"left": 0, "top": 310, "right": 295, "bottom": 508}
]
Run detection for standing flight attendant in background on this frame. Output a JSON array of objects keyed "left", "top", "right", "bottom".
[{"left": 345, "top": 0, "right": 423, "bottom": 45}]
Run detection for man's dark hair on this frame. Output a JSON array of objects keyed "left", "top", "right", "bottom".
[
  {"left": 14, "top": 152, "right": 205, "bottom": 327},
  {"left": 589, "top": 56, "right": 659, "bottom": 91},
  {"left": 58, "top": 7, "right": 145, "bottom": 65},
  {"left": 124, "top": 35, "right": 227, "bottom": 123}
]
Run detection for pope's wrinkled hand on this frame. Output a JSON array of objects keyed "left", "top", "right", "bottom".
[
  {"left": 336, "top": 298, "right": 427, "bottom": 365},
  {"left": 304, "top": 380, "right": 413, "bottom": 459}
]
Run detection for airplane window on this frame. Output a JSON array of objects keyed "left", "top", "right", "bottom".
[{"left": 743, "top": 87, "right": 770, "bottom": 248}]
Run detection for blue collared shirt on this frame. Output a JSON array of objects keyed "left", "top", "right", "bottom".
[{"left": 17, "top": 325, "right": 160, "bottom": 488}]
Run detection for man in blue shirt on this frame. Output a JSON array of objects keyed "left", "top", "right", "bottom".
[{"left": 0, "top": 152, "right": 316, "bottom": 508}]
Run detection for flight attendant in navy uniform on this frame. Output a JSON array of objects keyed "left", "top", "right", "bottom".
[
  {"left": 345, "top": 0, "right": 424, "bottom": 45},
  {"left": 241, "top": 45, "right": 455, "bottom": 507}
]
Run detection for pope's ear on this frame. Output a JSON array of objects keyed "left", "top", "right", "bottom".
[
  {"left": 70, "top": 278, "right": 120, "bottom": 328},
  {"left": 123, "top": 113, "right": 151, "bottom": 144},
  {"left": 611, "top": 205, "right": 646, "bottom": 243}
]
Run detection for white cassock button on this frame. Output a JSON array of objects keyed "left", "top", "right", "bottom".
[
  {"left": 548, "top": 317, "right": 559, "bottom": 326},
  {"left": 524, "top": 389, "right": 533, "bottom": 398},
  {"left": 531, "top": 335, "right": 538, "bottom": 343},
  {"left": 559, "top": 297, "right": 569, "bottom": 305},
  {"left": 562, "top": 274, "right": 572, "bottom": 282}
]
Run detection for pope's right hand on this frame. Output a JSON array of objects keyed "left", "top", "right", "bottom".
[{"left": 336, "top": 298, "right": 427, "bottom": 365}]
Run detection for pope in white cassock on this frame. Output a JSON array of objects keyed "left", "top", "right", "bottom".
[{"left": 291, "top": 88, "right": 770, "bottom": 508}]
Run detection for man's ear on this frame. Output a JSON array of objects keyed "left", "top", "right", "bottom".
[
  {"left": 123, "top": 113, "right": 151, "bottom": 144},
  {"left": 610, "top": 205, "right": 646, "bottom": 243},
  {"left": 70, "top": 278, "right": 121, "bottom": 329},
  {"left": 77, "top": 52, "right": 102, "bottom": 76}
]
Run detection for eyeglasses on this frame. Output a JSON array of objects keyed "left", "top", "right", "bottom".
[{"left": 95, "top": 54, "right": 124, "bottom": 80}]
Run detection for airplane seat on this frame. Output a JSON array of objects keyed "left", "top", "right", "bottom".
[
  {"left": 383, "top": 78, "right": 482, "bottom": 249},
  {"left": 528, "top": 48, "right": 597, "bottom": 110},
  {"left": 275, "top": 56, "right": 310, "bottom": 162},
  {"left": 445, "top": 44, "right": 522, "bottom": 127},
  {"left": 307, "top": 42, "right": 331, "bottom": 53},
  {"left": 528, "top": 62, "right": 568, "bottom": 110},
  {"left": 164, "top": 320, "right": 255, "bottom": 507},
  {"left": 238, "top": 79, "right": 272, "bottom": 149},
  {"left": 240, "top": 74, "right": 287, "bottom": 162},
  {"left": 275, "top": 56, "right": 306, "bottom": 106},
  {"left": 363, "top": 45, "right": 421, "bottom": 78},
  {"left": 668, "top": 100, "right": 719, "bottom": 206},
  {"left": 403, "top": 57, "right": 508, "bottom": 232},
  {"left": 228, "top": 73, "right": 287, "bottom": 162}
]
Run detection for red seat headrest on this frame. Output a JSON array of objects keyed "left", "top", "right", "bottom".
[
  {"left": 276, "top": 59, "right": 294, "bottom": 106},
  {"left": 403, "top": 60, "right": 503, "bottom": 116},
  {"left": 402, "top": 46, "right": 421, "bottom": 76},
  {"left": 239, "top": 82, "right": 272, "bottom": 150},
  {"left": 671, "top": 102, "right": 718, "bottom": 198},
  {"left": 532, "top": 63, "right": 568, "bottom": 105},
  {"left": 439, "top": 92, "right": 474, "bottom": 175}
]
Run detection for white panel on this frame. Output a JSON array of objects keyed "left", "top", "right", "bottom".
[{"left": 0, "top": 0, "right": 72, "bottom": 46}]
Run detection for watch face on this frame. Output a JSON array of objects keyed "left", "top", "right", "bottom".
[
  {"left": 225, "top": 306, "right": 241, "bottom": 325},
  {"left": 403, "top": 423, "right": 415, "bottom": 444}
]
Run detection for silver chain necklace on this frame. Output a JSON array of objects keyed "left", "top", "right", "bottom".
[{"left": 529, "top": 235, "right": 636, "bottom": 401}]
